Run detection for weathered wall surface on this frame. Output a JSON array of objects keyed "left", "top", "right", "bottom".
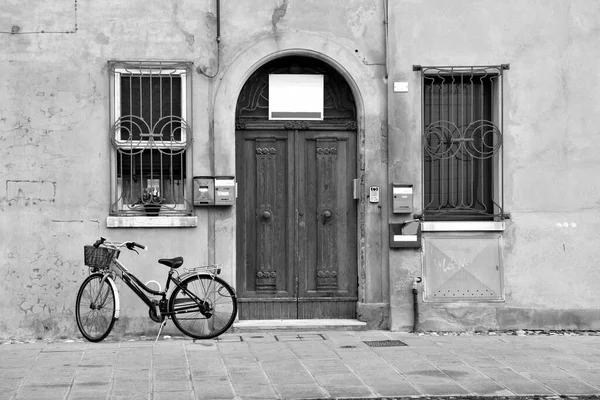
[
  {"left": 0, "top": 0, "right": 219, "bottom": 339},
  {"left": 388, "top": 0, "right": 600, "bottom": 331},
  {"left": 0, "top": 0, "right": 388, "bottom": 339},
  {"left": 4, "top": 0, "right": 596, "bottom": 339}
]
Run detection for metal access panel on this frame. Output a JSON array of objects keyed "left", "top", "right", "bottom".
[{"left": 422, "top": 233, "right": 504, "bottom": 302}]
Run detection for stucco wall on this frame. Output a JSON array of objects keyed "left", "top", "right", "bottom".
[
  {"left": 3, "top": 0, "right": 598, "bottom": 339},
  {"left": 387, "top": 0, "right": 600, "bottom": 331},
  {"left": 0, "top": 0, "right": 389, "bottom": 339}
]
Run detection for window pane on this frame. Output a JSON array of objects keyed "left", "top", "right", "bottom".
[
  {"left": 117, "top": 148, "right": 186, "bottom": 206},
  {"left": 119, "top": 75, "right": 182, "bottom": 142}
]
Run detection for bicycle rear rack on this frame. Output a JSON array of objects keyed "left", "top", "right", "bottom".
[{"left": 183, "top": 265, "right": 222, "bottom": 275}]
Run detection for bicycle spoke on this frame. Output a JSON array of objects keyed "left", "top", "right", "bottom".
[
  {"left": 97, "top": 285, "right": 111, "bottom": 308},
  {"left": 83, "top": 284, "right": 95, "bottom": 303},
  {"left": 81, "top": 311, "right": 99, "bottom": 336}
]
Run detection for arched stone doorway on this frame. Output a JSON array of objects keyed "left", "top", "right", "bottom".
[{"left": 235, "top": 56, "right": 358, "bottom": 319}]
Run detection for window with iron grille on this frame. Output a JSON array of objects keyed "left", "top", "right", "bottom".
[
  {"left": 416, "top": 65, "right": 506, "bottom": 221},
  {"left": 109, "top": 61, "right": 193, "bottom": 217}
]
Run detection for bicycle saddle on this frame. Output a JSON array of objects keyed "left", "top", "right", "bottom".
[{"left": 158, "top": 257, "right": 184, "bottom": 269}]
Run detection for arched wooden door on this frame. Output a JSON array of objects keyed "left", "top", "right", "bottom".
[{"left": 235, "top": 57, "right": 358, "bottom": 319}]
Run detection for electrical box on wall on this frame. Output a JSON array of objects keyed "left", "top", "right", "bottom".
[
  {"left": 392, "top": 184, "right": 413, "bottom": 213},
  {"left": 193, "top": 176, "right": 235, "bottom": 206}
]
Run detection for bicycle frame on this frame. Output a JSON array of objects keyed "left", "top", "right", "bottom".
[{"left": 98, "top": 257, "right": 219, "bottom": 320}]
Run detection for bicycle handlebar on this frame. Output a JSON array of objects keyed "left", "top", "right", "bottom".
[
  {"left": 128, "top": 241, "right": 147, "bottom": 251},
  {"left": 93, "top": 237, "right": 147, "bottom": 252}
]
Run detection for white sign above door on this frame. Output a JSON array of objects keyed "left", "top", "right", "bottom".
[{"left": 268, "top": 74, "right": 324, "bottom": 120}]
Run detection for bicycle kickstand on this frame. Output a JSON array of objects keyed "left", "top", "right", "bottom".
[{"left": 155, "top": 319, "right": 168, "bottom": 343}]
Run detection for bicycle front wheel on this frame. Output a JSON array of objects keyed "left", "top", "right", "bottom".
[
  {"left": 169, "top": 275, "right": 237, "bottom": 339},
  {"left": 75, "top": 274, "right": 116, "bottom": 342}
]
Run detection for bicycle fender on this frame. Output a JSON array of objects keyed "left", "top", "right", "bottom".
[
  {"left": 101, "top": 275, "right": 121, "bottom": 320},
  {"left": 176, "top": 272, "right": 237, "bottom": 298},
  {"left": 178, "top": 271, "right": 214, "bottom": 282}
]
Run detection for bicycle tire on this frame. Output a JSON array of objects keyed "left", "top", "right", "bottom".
[
  {"left": 75, "top": 273, "right": 117, "bottom": 342},
  {"left": 169, "top": 275, "right": 237, "bottom": 339}
]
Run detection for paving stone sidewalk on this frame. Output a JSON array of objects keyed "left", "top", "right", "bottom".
[{"left": 1, "top": 330, "right": 600, "bottom": 400}]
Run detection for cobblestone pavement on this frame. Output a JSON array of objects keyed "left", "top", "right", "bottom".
[{"left": 1, "top": 330, "right": 600, "bottom": 399}]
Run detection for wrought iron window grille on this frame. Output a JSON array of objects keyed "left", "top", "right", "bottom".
[
  {"left": 108, "top": 61, "right": 194, "bottom": 217},
  {"left": 416, "top": 65, "right": 507, "bottom": 221}
]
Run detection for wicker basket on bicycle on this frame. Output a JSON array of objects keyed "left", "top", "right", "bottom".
[{"left": 84, "top": 245, "right": 120, "bottom": 271}]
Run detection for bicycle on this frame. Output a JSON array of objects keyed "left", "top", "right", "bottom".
[{"left": 75, "top": 237, "right": 237, "bottom": 342}]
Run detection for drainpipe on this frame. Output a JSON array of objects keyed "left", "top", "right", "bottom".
[
  {"left": 216, "top": 0, "right": 221, "bottom": 44},
  {"left": 197, "top": 0, "right": 221, "bottom": 78},
  {"left": 383, "top": 0, "right": 389, "bottom": 80},
  {"left": 412, "top": 276, "right": 422, "bottom": 333}
]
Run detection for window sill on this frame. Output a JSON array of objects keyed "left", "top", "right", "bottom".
[
  {"left": 421, "top": 221, "right": 505, "bottom": 232},
  {"left": 107, "top": 216, "right": 197, "bottom": 228}
]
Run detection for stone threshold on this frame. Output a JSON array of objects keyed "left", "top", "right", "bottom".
[{"left": 232, "top": 319, "right": 367, "bottom": 332}]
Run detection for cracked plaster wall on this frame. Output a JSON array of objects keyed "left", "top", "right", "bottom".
[
  {"left": 0, "top": 0, "right": 388, "bottom": 338},
  {"left": 0, "top": 0, "right": 219, "bottom": 339}
]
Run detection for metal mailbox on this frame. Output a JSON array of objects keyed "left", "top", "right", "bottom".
[
  {"left": 193, "top": 176, "right": 235, "bottom": 206},
  {"left": 389, "top": 221, "right": 421, "bottom": 248},
  {"left": 214, "top": 176, "right": 235, "bottom": 206},
  {"left": 392, "top": 184, "right": 413, "bottom": 214}
]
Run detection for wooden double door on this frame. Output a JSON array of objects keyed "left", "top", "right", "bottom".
[{"left": 236, "top": 128, "right": 357, "bottom": 319}]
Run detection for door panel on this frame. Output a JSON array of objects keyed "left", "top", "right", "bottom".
[
  {"left": 236, "top": 131, "right": 297, "bottom": 318},
  {"left": 237, "top": 129, "right": 357, "bottom": 319},
  {"left": 298, "top": 132, "right": 357, "bottom": 318}
]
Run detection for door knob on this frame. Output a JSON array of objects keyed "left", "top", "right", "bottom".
[
  {"left": 261, "top": 210, "right": 272, "bottom": 221},
  {"left": 322, "top": 209, "right": 333, "bottom": 220}
]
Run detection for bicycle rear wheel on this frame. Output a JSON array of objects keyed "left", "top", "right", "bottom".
[
  {"left": 75, "top": 274, "right": 116, "bottom": 342},
  {"left": 169, "top": 275, "right": 237, "bottom": 339}
]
